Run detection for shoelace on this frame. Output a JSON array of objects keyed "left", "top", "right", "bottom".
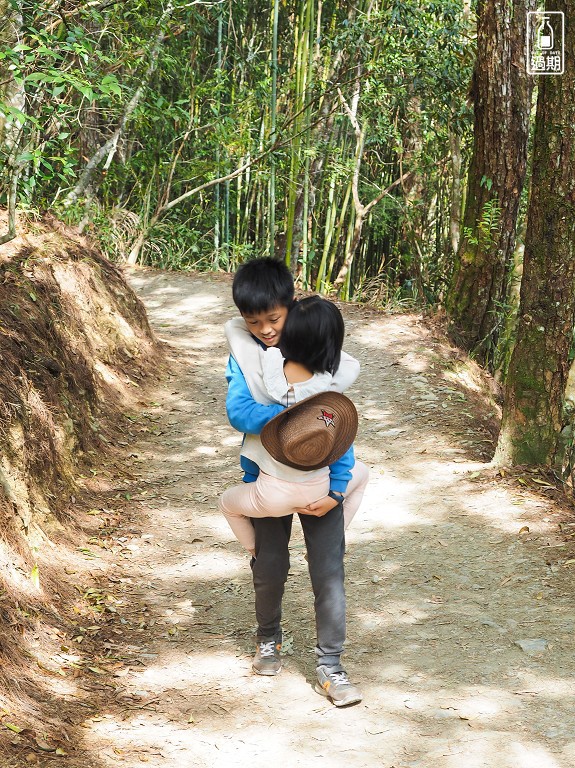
[
  {"left": 329, "top": 671, "right": 350, "bottom": 686},
  {"left": 258, "top": 640, "right": 278, "bottom": 658}
]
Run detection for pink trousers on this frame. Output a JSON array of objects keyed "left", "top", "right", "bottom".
[{"left": 219, "top": 461, "right": 369, "bottom": 555}]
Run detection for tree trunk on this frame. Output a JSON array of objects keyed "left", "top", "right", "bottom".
[
  {"left": 268, "top": 0, "right": 280, "bottom": 257},
  {"left": 448, "top": 128, "right": 463, "bottom": 256},
  {"left": 0, "top": 1, "right": 24, "bottom": 144},
  {"left": 64, "top": 0, "right": 175, "bottom": 209},
  {"left": 400, "top": 96, "right": 426, "bottom": 298},
  {"left": 445, "top": 0, "right": 533, "bottom": 367},
  {"left": 0, "top": 0, "right": 25, "bottom": 243},
  {"left": 494, "top": 0, "right": 575, "bottom": 467}
]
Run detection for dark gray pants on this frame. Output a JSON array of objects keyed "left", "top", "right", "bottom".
[{"left": 251, "top": 503, "right": 346, "bottom": 668}]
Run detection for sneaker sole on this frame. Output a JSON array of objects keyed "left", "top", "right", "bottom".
[
  {"left": 252, "top": 663, "right": 282, "bottom": 676},
  {"left": 314, "top": 682, "right": 363, "bottom": 707}
]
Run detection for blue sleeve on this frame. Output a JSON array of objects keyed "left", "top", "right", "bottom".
[
  {"left": 329, "top": 444, "right": 355, "bottom": 495},
  {"left": 225, "top": 355, "right": 284, "bottom": 435}
]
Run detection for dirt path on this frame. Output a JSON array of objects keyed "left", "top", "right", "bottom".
[{"left": 50, "top": 269, "right": 575, "bottom": 768}]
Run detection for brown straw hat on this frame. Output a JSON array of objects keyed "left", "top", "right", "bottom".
[{"left": 260, "top": 392, "right": 358, "bottom": 471}]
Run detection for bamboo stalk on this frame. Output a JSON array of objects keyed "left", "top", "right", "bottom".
[{"left": 268, "top": 0, "right": 279, "bottom": 257}]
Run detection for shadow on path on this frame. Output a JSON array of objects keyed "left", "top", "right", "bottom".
[{"left": 41, "top": 268, "right": 575, "bottom": 768}]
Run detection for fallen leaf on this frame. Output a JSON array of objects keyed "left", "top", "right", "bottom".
[
  {"left": 35, "top": 738, "right": 56, "bottom": 752},
  {"left": 3, "top": 722, "right": 23, "bottom": 733},
  {"left": 88, "top": 667, "right": 107, "bottom": 675},
  {"left": 30, "top": 564, "right": 40, "bottom": 589}
]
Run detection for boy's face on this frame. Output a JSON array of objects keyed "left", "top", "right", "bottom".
[{"left": 242, "top": 305, "right": 289, "bottom": 347}]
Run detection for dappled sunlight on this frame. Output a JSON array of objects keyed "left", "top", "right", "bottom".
[
  {"left": 140, "top": 549, "right": 246, "bottom": 582},
  {"left": 351, "top": 463, "right": 506, "bottom": 533},
  {"left": 199, "top": 510, "right": 243, "bottom": 539},
  {"left": 513, "top": 671, "right": 575, "bottom": 701},
  {"left": 353, "top": 444, "right": 559, "bottom": 544},
  {"left": 443, "top": 364, "right": 484, "bottom": 393},
  {"left": 441, "top": 739, "right": 563, "bottom": 768},
  {"left": 195, "top": 445, "right": 221, "bottom": 456},
  {"left": 356, "top": 603, "right": 430, "bottom": 628},
  {"left": 128, "top": 651, "right": 241, "bottom": 691},
  {"left": 369, "top": 680, "right": 516, "bottom": 722},
  {"left": 460, "top": 485, "right": 555, "bottom": 535},
  {"left": 449, "top": 461, "right": 492, "bottom": 475},
  {"left": 507, "top": 743, "right": 562, "bottom": 768},
  {"left": 76, "top": 646, "right": 575, "bottom": 767},
  {"left": 93, "top": 360, "right": 122, "bottom": 386},
  {"left": 132, "top": 287, "right": 226, "bottom": 329},
  {"left": 30, "top": 672, "right": 79, "bottom": 699},
  {"left": 0, "top": 539, "right": 41, "bottom": 598},
  {"left": 83, "top": 272, "right": 575, "bottom": 768},
  {"left": 350, "top": 475, "right": 436, "bottom": 534}
]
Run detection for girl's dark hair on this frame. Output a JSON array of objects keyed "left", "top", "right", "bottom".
[
  {"left": 280, "top": 296, "right": 344, "bottom": 375},
  {"left": 232, "top": 257, "right": 295, "bottom": 314}
]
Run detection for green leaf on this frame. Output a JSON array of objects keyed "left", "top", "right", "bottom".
[
  {"left": 25, "top": 72, "right": 58, "bottom": 84},
  {"left": 3, "top": 722, "right": 23, "bottom": 733},
  {"left": 30, "top": 563, "right": 40, "bottom": 587},
  {"left": 77, "top": 84, "right": 95, "bottom": 100},
  {"left": 101, "top": 75, "right": 122, "bottom": 96},
  {"left": 0, "top": 104, "right": 28, "bottom": 125}
]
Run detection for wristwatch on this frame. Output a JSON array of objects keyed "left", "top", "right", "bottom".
[{"left": 328, "top": 490, "right": 344, "bottom": 502}]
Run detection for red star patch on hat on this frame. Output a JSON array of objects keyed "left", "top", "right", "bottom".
[{"left": 318, "top": 409, "right": 335, "bottom": 428}]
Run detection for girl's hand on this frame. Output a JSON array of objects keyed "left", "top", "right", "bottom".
[{"left": 297, "top": 495, "right": 340, "bottom": 517}]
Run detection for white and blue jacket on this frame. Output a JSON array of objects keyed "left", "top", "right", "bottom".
[{"left": 224, "top": 317, "right": 360, "bottom": 494}]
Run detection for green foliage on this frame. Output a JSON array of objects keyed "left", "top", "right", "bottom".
[
  {"left": 0, "top": 2, "right": 129, "bottom": 202},
  {"left": 463, "top": 199, "right": 502, "bottom": 250},
  {"left": 1, "top": 0, "right": 475, "bottom": 303}
]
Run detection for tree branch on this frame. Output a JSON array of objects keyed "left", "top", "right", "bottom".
[{"left": 63, "top": 1, "right": 175, "bottom": 208}]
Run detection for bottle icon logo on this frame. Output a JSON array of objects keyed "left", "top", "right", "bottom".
[{"left": 537, "top": 17, "right": 554, "bottom": 50}]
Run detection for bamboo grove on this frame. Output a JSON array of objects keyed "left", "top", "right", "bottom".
[
  {"left": 2, "top": 0, "right": 575, "bottom": 470},
  {"left": 0, "top": 0, "right": 472, "bottom": 302}
]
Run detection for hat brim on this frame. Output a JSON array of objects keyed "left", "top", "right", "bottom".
[{"left": 261, "top": 391, "right": 358, "bottom": 471}]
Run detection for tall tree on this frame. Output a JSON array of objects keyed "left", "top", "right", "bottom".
[
  {"left": 268, "top": 0, "right": 280, "bottom": 258},
  {"left": 495, "top": 0, "right": 575, "bottom": 467},
  {"left": 445, "top": 0, "right": 533, "bottom": 367},
  {"left": 64, "top": 0, "right": 176, "bottom": 210},
  {"left": 0, "top": 0, "right": 24, "bottom": 243}
]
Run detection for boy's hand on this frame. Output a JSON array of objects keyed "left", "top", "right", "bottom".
[{"left": 297, "top": 495, "right": 340, "bottom": 517}]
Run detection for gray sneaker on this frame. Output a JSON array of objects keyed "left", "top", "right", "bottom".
[
  {"left": 315, "top": 665, "right": 363, "bottom": 707},
  {"left": 252, "top": 633, "right": 282, "bottom": 675}
]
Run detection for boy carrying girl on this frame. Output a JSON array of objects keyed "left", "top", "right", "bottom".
[{"left": 220, "top": 257, "right": 368, "bottom": 707}]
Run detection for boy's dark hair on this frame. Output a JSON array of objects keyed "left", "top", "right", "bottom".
[
  {"left": 232, "top": 257, "right": 295, "bottom": 314},
  {"left": 280, "top": 296, "right": 344, "bottom": 375}
]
